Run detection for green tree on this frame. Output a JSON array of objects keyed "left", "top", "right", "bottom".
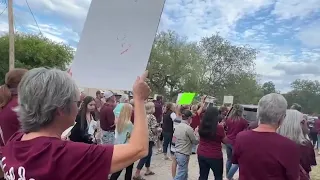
[
  {"left": 198, "top": 33, "right": 258, "bottom": 96},
  {"left": 0, "top": 33, "right": 74, "bottom": 83},
  {"left": 147, "top": 31, "right": 202, "bottom": 100},
  {"left": 283, "top": 79, "right": 320, "bottom": 114},
  {"left": 262, "top": 81, "right": 276, "bottom": 95},
  {"left": 147, "top": 31, "right": 260, "bottom": 102},
  {"left": 216, "top": 73, "right": 263, "bottom": 104}
]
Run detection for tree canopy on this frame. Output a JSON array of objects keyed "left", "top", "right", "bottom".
[
  {"left": 147, "top": 31, "right": 259, "bottom": 102},
  {"left": 262, "top": 81, "right": 276, "bottom": 95},
  {"left": 0, "top": 31, "right": 319, "bottom": 114},
  {"left": 283, "top": 80, "right": 320, "bottom": 114},
  {"left": 147, "top": 31, "right": 320, "bottom": 114},
  {"left": 0, "top": 33, "right": 74, "bottom": 84}
]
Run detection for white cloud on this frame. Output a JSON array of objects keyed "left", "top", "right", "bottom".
[
  {"left": 297, "top": 23, "right": 320, "bottom": 48},
  {"left": 272, "top": 0, "right": 320, "bottom": 20},
  {"left": 1, "top": 0, "right": 319, "bottom": 93}
]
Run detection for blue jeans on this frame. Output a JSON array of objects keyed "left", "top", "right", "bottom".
[
  {"left": 317, "top": 134, "right": 320, "bottom": 149},
  {"left": 137, "top": 141, "right": 153, "bottom": 170},
  {"left": 174, "top": 153, "right": 190, "bottom": 180},
  {"left": 192, "top": 144, "right": 197, "bottom": 153},
  {"left": 101, "top": 130, "right": 115, "bottom": 144},
  {"left": 226, "top": 144, "right": 239, "bottom": 179}
]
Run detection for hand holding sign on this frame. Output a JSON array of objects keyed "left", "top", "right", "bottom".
[{"left": 133, "top": 71, "right": 151, "bottom": 101}]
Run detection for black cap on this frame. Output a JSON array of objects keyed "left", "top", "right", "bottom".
[{"left": 182, "top": 110, "right": 193, "bottom": 120}]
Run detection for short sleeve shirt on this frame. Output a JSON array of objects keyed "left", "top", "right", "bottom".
[
  {"left": 197, "top": 125, "right": 225, "bottom": 159},
  {"left": 232, "top": 130, "right": 300, "bottom": 180},
  {"left": 1, "top": 132, "right": 114, "bottom": 180}
]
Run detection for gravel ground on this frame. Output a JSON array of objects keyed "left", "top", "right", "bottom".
[
  {"left": 119, "top": 148, "right": 320, "bottom": 180},
  {"left": 310, "top": 152, "right": 320, "bottom": 180}
]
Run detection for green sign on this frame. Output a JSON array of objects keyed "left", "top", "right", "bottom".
[{"left": 178, "top": 93, "right": 196, "bottom": 105}]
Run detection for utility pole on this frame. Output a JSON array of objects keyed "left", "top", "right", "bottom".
[{"left": 8, "top": 0, "right": 15, "bottom": 70}]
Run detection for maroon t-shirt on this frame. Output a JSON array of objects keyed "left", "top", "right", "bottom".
[
  {"left": 190, "top": 112, "right": 201, "bottom": 130},
  {"left": 197, "top": 125, "right": 225, "bottom": 159},
  {"left": 100, "top": 104, "right": 115, "bottom": 131},
  {"left": 225, "top": 117, "right": 248, "bottom": 145},
  {"left": 232, "top": 130, "right": 300, "bottom": 180},
  {"left": 0, "top": 96, "right": 20, "bottom": 146},
  {"left": 153, "top": 101, "right": 163, "bottom": 123},
  {"left": 300, "top": 141, "right": 317, "bottom": 174},
  {"left": 1, "top": 132, "right": 114, "bottom": 179}
]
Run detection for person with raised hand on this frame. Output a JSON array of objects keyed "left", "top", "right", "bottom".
[{"left": 1, "top": 68, "right": 150, "bottom": 180}]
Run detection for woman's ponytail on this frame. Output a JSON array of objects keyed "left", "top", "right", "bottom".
[
  {"left": 0, "top": 68, "right": 28, "bottom": 110},
  {"left": 0, "top": 84, "right": 11, "bottom": 109}
]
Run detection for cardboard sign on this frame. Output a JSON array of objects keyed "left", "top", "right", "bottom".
[
  {"left": 71, "top": 0, "right": 166, "bottom": 90},
  {"left": 223, "top": 96, "right": 234, "bottom": 104}
]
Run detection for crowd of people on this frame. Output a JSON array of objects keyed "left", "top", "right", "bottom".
[{"left": 0, "top": 67, "right": 318, "bottom": 180}]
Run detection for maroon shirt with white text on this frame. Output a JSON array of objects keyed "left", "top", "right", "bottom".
[{"left": 1, "top": 132, "right": 113, "bottom": 180}]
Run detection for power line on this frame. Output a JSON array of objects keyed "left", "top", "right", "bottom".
[
  {"left": 2, "top": 0, "right": 17, "bottom": 32},
  {"left": 0, "top": 6, "right": 7, "bottom": 17},
  {"left": 25, "top": 0, "right": 42, "bottom": 35},
  {"left": 0, "top": 0, "right": 7, "bottom": 17}
]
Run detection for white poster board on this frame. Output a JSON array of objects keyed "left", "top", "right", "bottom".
[
  {"left": 223, "top": 96, "right": 234, "bottom": 104},
  {"left": 71, "top": 0, "right": 166, "bottom": 90},
  {"left": 176, "top": 93, "right": 182, "bottom": 104}
]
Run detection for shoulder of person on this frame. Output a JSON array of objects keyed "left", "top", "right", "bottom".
[
  {"left": 217, "top": 124, "right": 224, "bottom": 131},
  {"left": 216, "top": 125, "right": 225, "bottom": 135},
  {"left": 225, "top": 118, "right": 231, "bottom": 123},
  {"left": 100, "top": 105, "right": 107, "bottom": 112},
  {"left": 235, "top": 130, "right": 251, "bottom": 139},
  {"left": 75, "top": 115, "right": 81, "bottom": 123},
  {"left": 64, "top": 140, "right": 113, "bottom": 155},
  {"left": 186, "top": 125, "right": 194, "bottom": 132},
  {"left": 60, "top": 141, "right": 114, "bottom": 177},
  {"left": 277, "top": 134, "right": 300, "bottom": 149}
]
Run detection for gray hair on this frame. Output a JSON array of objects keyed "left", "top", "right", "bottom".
[
  {"left": 277, "top": 109, "right": 307, "bottom": 145},
  {"left": 15, "top": 68, "right": 79, "bottom": 132},
  {"left": 257, "top": 93, "right": 287, "bottom": 126},
  {"left": 145, "top": 102, "right": 155, "bottom": 114},
  {"left": 119, "top": 94, "right": 129, "bottom": 103},
  {"left": 129, "top": 99, "right": 134, "bottom": 106}
]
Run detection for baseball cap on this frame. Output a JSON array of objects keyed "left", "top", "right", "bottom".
[
  {"left": 104, "top": 90, "right": 114, "bottom": 99},
  {"left": 181, "top": 109, "right": 193, "bottom": 120}
]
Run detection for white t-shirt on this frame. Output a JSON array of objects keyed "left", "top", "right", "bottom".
[
  {"left": 88, "top": 119, "right": 98, "bottom": 136},
  {"left": 170, "top": 112, "right": 177, "bottom": 121}
]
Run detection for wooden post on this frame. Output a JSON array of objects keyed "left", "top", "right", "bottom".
[{"left": 8, "top": 0, "right": 15, "bottom": 70}]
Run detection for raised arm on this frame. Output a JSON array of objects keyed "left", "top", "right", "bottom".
[
  {"left": 196, "top": 96, "right": 206, "bottom": 115},
  {"left": 110, "top": 71, "right": 150, "bottom": 173}
]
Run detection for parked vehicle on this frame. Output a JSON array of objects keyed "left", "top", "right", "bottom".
[{"left": 226, "top": 104, "right": 258, "bottom": 122}]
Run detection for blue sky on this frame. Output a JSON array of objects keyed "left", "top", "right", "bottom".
[{"left": 0, "top": 0, "right": 319, "bottom": 92}]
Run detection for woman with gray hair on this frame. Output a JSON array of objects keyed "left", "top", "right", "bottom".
[
  {"left": 277, "top": 109, "right": 316, "bottom": 179},
  {"left": 1, "top": 68, "right": 151, "bottom": 180},
  {"left": 232, "top": 93, "right": 300, "bottom": 180}
]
